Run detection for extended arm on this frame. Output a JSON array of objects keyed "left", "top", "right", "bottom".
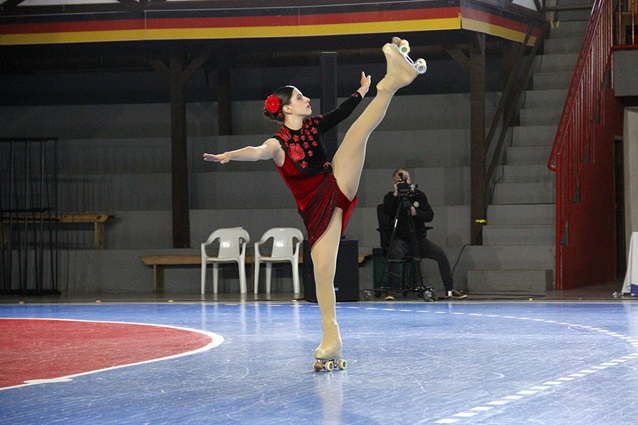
[
  {"left": 203, "top": 138, "right": 283, "bottom": 165},
  {"left": 318, "top": 71, "right": 371, "bottom": 131}
]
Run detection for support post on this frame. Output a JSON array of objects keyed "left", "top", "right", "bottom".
[
  {"left": 169, "top": 53, "right": 191, "bottom": 248},
  {"left": 470, "top": 33, "right": 486, "bottom": 245},
  {"left": 149, "top": 46, "right": 213, "bottom": 248},
  {"left": 320, "top": 52, "right": 338, "bottom": 160},
  {"left": 218, "top": 53, "right": 233, "bottom": 135}
]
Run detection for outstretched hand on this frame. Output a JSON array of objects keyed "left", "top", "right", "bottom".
[
  {"left": 203, "top": 152, "right": 229, "bottom": 164},
  {"left": 358, "top": 71, "right": 372, "bottom": 98}
]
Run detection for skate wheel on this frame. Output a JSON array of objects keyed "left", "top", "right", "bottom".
[
  {"left": 337, "top": 359, "right": 347, "bottom": 370},
  {"left": 415, "top": 58, "right": 427, "bottom": 74},
  {"left": 398, "top": 40, "right": 410, "bottom": 55},
  {"left": 324, "top": 361, "right": 334, "bottom": 372},
  {"left": 313, "top": 361, "right": 323, "bottom": 372}
]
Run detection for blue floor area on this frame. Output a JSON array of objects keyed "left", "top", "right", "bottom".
[{"left": 2, "top": 301, "right": 638, "bottom": 424}]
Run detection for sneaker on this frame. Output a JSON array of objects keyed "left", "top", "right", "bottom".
[
  {"left": 450, "top": 290, "right": 467, "bottom": 300},
  {"left": 384, "top": 292, "right": 395, "bottom": 301}
]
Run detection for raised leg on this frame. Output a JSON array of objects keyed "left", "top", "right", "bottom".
[{"left": 332, "top": 37, "right": 421, "bottom": 201}]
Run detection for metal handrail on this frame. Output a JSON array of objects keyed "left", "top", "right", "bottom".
[
  {"left": 546, "top": 0, "right": 614, "bottom": 290},
  {"left": 485, "top": 22, "right": 549, "bottom": 194}
]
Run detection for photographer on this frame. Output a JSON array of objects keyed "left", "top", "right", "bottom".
[{"left": 381, "top": 168, "right": 467, "bottom": 300}]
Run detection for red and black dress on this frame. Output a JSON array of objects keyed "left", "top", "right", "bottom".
[{"left": 273, "top": 92, "right": 362, "bottom": 248}]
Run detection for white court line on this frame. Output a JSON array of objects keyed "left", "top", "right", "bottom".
[
  {"left": 0, "top": 318, "right": 223, "bottom": 392},
  {"left": 369, "top": 305, "right": 638, "bottom": 424}
]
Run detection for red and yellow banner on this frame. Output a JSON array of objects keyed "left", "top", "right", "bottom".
[{"left": 0, "top": 1, "right": 542, "bottom": 46}]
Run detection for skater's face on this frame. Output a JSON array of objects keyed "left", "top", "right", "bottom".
[{"left": 283, "top": 88, "right": 312, "bottom": 118}]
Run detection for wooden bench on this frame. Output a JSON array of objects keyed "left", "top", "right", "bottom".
[
  {"left": 1, "top": 213, "right": 115, "bottom": 249},
  {"left": 140, "top": 253, "right": 372, "bottom": 293},
  {"left": 141, "top": 255, "right": 202, "bottom": 293}
]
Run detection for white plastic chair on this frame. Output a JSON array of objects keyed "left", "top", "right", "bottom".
[
  {"left": 254, "top": 227, "right": 303, "bottom": 295},
  {"left": 201, "top": 227, "right": 250, "bottom": 295}
]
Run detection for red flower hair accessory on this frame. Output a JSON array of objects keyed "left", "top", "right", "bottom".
[{"left": 265, "top": 95, "right": 281, "bottom": 114}]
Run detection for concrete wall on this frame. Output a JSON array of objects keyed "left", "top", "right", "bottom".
[
  {"left": 1, "top": 94, "right": 482, "bottom": 295},
  {"left": 614, "top": 50, "right": 638, "bottom": 98}
]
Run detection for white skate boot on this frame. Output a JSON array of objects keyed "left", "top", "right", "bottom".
[
  {"left": 313, "top": 322, "right": 347, "bottom": 372},
  {"left": 376, "top": 37, "right": 427, "bottom": 94}
]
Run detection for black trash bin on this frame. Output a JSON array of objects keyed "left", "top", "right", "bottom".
[{"left": 303, "top": 239, "right": 360, "bottom": 302}]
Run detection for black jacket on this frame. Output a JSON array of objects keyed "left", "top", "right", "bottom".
[{"left": 382, "top": 188, "right": 434, "bottom": 241}]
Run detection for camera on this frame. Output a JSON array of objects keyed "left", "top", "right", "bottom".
[
  {"left": 397, "top": 181, "right": 410, "bottom": 192},
  {"left": 396, "top": 172, "right": 416, "bottom": 196}
]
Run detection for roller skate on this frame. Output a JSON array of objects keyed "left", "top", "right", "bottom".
[
  {"left": 314, "top": 357, "right": 348, "bottom": 372},
  {"left": 377, "top": 37, "right": 427, "bottom": 94},
  {"left": 393, "top": 37, "right": 428, "bottom": 74},
  {"left": 313, "top": 322, "right": 347, "bottom": 372}
]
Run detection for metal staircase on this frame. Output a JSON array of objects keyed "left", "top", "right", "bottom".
[{"left": 466, "top": 10, "right": 591, "bottom": 295}]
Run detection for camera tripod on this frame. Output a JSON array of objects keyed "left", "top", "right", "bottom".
[{"left": 364, "top": 190, "right": 436, "bottom": 302}]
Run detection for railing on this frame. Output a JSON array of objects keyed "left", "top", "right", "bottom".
[
  {"left": 547, "top": 0, "right": 614, "bottom": 290},
  {"left": 476, "top": 4, "right": 547, "bottom": 247},
  {"left": 485, "top": 22, "right": 549, "bottom": 198},
  {"left": 617, "top": 0, "right": 637, "bottom": 45}
]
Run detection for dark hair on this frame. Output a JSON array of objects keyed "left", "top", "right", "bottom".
[{"left": 263, "top": 85, "right": 295, "bottom": 122}]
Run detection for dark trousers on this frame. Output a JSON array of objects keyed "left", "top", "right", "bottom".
[{"left": 387, "top": 237, "right": 454, "bottom": 291}]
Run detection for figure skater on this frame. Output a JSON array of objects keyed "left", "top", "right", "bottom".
[{"left": 204, "top": 37, "right": 424, "bottom": 370}]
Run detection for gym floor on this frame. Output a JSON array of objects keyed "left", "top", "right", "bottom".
[{"left": 1, "top": 282, "right": 637, "bottom": 425}]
